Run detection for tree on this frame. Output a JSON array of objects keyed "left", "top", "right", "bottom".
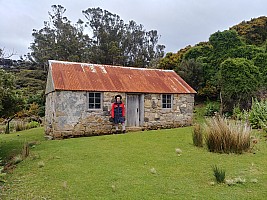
[
  {"left": 176, "top": 59, "right": 204, "bottom": 92},
  {"left": 29, "top": 5, "right": 90, "bottom": 70},
  {"left": 219, "top": 58, "right": 261, "bottom": 112},
  {"left": 29, "top": 6, "right": 165, "bottom": 68},
  {"left": 184, "top": 42, "right": 212, "bottom": 60},
  {"left": 82, "top": 7, "right": 165, "bottom": 67},
  {"left": 209, "top": 30, "right": 243, "bottom": 53},
  {"left": 158, "top": 46, "right": 192, "bottom": 70},
  {"left": 0, "top": 70, "right": 24, "bottom": 133}
]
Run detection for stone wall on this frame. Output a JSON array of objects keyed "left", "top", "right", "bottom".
[
  {"left": 45, "top": 91, "right": 194, "bottom": 139},
  {"left": 45, "top": 91, "right": 125, "bottom": 139},
  {"left": 143, "top": 93, "right": 195, "bottom": 129}
]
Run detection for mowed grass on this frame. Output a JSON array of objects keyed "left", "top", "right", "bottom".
[{"left": 0, "top": 127, "right": 267, "bottom": 199}]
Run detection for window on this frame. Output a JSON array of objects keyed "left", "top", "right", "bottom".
[
  {"left": 162, "top": 94, "right": 172, "bottom": 108},
  {"left": 88, "top": 92, "right": 102, "bottom": 109}
]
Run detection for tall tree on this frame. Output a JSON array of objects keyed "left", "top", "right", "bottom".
[
  {"left": 29, "top": 5, "right": 90, "bottom": 69},
  {"left": 82, "top": 7, "right": 165, "bottom": 67}
]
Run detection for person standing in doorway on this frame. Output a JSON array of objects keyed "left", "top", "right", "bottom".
[{"left": 111, "top": 95, "right": 126, "bottom": 133}]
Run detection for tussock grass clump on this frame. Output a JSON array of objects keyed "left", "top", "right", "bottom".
[
  {"left": 212, "top": 165, "right": 225, "bottom": 183},
  {"left": 204, "top": 117, "right": 251, "bottom": 154},
  {"left": 192, "top": 124, "right": 203, "bottom": 147}
]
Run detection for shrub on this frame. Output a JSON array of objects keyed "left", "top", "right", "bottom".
[
  {"left": 192, "top": 124, "right": 203, "bottom": 147},
  {"left": 212, "top": 165, "right": 225, "bottom": 183},
  {"left": 204, "top": 102, "right": 220, "bottom": 116},
  {"left": 249, "top": 98, "right": 267, "bottom": 130},
  {"left": 26, "top": 121, "right": 40, "bottom": 129},
  {"left": 15, "top": 120, "right": 40, "bottom": 132},
  {"left": 204, "top": 117, "right": 251, "bottom": 154}
]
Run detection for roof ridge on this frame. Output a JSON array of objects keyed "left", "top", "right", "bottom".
[{"left": 48, "top": 60, "right": 174, "bottom": 72}]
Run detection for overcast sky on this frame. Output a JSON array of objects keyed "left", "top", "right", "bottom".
[{"left": 1, "top": 0, "right": 267, "bottom": 60}]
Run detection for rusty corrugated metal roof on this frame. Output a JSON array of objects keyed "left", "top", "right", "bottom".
[{"left": 48, "top": 60, "right": 196, "bottom": 94}]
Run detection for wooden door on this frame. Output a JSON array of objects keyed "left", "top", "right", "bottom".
[{"left": 127, "top": 94, "right": 140, "bottom": 126}]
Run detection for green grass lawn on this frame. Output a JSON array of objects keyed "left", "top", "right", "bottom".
[{"left": 0, "top": 127, "right": 267, "bottom": 199}]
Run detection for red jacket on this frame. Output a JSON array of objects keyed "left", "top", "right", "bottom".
[{"left": 111, "top": 102, "right": 125, "bottom": 118}]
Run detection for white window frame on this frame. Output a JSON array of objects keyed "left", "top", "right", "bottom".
[
  {"left": 162, "top": 94, "right": 173, "bottom": 109},
  {"left": 87, "top": 92, "right": 102, "bottom": 110}
]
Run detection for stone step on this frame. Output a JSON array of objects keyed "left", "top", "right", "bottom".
[{"left": 126, "top": 126, "right": 143, "bottom": 132}]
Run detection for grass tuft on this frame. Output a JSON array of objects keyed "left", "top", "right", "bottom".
[
  {"left": 192, "top": 123, "right": 203, "bottom": 147},
  {"left": 38, "top": 161, "right": 45, "bottom": 168},
  {"left": 11, "top": 154, "right": 23, "bottom": 165},
  {"left": 212, "top": 165, "right": 225, "bottom": 183}
]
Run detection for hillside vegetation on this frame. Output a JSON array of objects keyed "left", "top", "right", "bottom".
[{"left": 159, "top": 16, "right": 267, "bottom": 113}]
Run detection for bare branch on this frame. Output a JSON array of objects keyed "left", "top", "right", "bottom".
[{"left": 0, "top": 47, "right": 17, "bottom": 59}]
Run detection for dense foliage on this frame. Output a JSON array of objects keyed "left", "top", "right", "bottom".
[
  {"left": 219, "top": 58, "right": 261, "bottom": 111},
  {"left": 248, "top": 98, "right": 267, "bottom": 130},
  {"left": 0, "top": 70, "right": 24, "bottom": 118},
  {"left": 158, "top": 16, "right": 267, "bottom": 112}
]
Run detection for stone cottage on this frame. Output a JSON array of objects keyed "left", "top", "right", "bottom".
[{"left": 45, "top": 60, "right": 196, "bottom": 139}]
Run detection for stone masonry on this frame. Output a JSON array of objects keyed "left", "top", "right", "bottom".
[{"left": 45, "top": 91, "right": 194, "bottom": 139}]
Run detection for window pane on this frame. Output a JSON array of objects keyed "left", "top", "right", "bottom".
[
  {"left": 89, "top": 104, "right": 94, "bottom": 109},
  {"left": 95, "top": 93, "right": 100, "bottom": 98},
  {"left": 89, "top": 98, "right": 94, "bottom": 103},
  {"left": 89, "top": 93, "right": 94, "bottom": 98},
  {"left": 95, "top": 104, "right": 101, "bottom": 109}
]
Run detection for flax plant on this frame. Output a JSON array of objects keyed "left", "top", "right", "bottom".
[{"left": 204, "top": 117, "right": 251, "bottom": 154}]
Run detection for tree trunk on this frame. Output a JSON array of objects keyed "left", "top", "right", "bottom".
[
  {"left": 5, "top": 115, "right": 16, "bottom": 134},
  {"left": 219, "top": 91, "right": 223, "bottom": 117}
]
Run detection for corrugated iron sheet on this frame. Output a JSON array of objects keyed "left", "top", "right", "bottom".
[{"left": 48, "top": 60, "right": 196, "bottom": 94}]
